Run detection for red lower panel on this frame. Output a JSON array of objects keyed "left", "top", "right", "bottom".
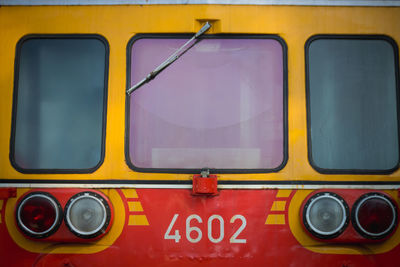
[{"left": 1, "top": 188, "right": 399, "bottom": 267}]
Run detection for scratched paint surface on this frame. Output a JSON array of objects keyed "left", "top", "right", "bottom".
[{"left": 1, "top": 189, "right": 400, "bottom": 266}]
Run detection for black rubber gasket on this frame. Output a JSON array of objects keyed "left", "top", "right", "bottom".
[{"left": 64, "top": 191, "right": 112, "bottom": 239}]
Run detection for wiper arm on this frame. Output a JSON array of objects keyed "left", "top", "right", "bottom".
[{"left": 127, "top": 22, "right": 211, "bottom": 95}]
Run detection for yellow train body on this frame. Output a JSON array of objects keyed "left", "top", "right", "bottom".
[
  {"left": 1, "top": 3, "right": 400, "bottom": 266},
  {"left": 0, "top": 4, "right": 399, "bottom": 183}
]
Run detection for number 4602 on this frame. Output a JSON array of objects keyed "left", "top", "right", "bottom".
[{"left": 164, "top": 214, "right": 247, "bottom": 244}]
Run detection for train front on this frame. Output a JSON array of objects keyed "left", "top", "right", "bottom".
[{"left": 0, "top": 1, "right": 400, "bottom": 266}]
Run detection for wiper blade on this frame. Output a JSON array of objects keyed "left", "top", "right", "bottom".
[{"left": 127, "top": 22, "right": 211, "bottom": 95}]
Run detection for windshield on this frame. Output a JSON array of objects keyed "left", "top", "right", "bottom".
[{"left": 127, "top": 36, "right": 286, "bottom": 171}]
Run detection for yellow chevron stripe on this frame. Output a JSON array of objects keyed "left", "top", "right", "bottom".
[
  {"left": 270, "top": 201, "right": 286, "bottom": 211},
  {"left": 265, "top": 191, "right": 292, "bottom": 225},
  {"left": 121, "top": 189, "right": 138, "bottom": 199},
  {"left": 128, "top": 201, "right": 144, "bottom": 212},
  {"left": 128, "top": 215, "right": 149, "bottom": 226},
  {"left": 276, "top": 190, "right": 292, "bottom": 198},
  {"left": 265, "top": 214, "right": 285, "bottom": 225}
]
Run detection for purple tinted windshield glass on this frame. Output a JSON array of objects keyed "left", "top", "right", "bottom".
[{"left": 129, "top": 37, "right": 284, "bottom": 170}]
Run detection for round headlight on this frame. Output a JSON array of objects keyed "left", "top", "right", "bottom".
[
  {"left": 352, "top": 193, "right": 398, "bottom": 239},
  {"left": 303, "top": 192, "right": 349, "bottom": 239},
  {"left": 16, "top": 192, "right": 62, "bottom": 238},
  {"left": 65, "top": 191, "right": 111, "bottom": 239}
]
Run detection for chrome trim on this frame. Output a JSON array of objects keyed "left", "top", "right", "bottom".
[
  {"left": 354, "top": 194, "right": 397, "bottom": 238},
  {"left": 17, "top": 193, "right": 60, "bottom": 236},
  {"left": 65, "top": 192, "right": 108, "bottom": 237},
  {"left": 3, "top": 183, "right": 400, "bottom": 190},
  {"left": 305, "top": 192, "right": 347, "bottom": 237}
]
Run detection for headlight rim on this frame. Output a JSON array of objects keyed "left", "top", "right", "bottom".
[
  {"left": 64, "top": 191, "right": 112, "bottom": 239},
  {"left": 16, "top": 191, "right": 63, "bottom": 239},
  {"left": 302, "top": 191, "right": 350, "bottom": 239},
  {"left": 351, "top": 192, "right": 398, "bottom": 240}
]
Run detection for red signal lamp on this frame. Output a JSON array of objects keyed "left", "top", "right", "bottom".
[
  {"left": 352, "top": 193, "right": 398, "bottom": 240},
  {"left": 16, "top": 192, "right": 63, "bottom": 238}
]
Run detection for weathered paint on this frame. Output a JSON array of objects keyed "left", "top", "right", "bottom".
[
  {"left": 1, "top": 4, "right": 400, "bottom": 267},
  {"left": 1, "top": 188, "right": 400, "bottom": 266}
]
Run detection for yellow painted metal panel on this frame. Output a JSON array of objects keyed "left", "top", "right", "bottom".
[
  {"left": 0, "top": 5, "right": 399, "bottom": 182},
  {"left": 128, "top": 201, "right": 144, "bottom": 212},
  {"left": 121, "top": 189, "right": 138, "bottom": 199},
  {"left": 270, "top": 201, "right": 286, "bottom": 211},
  {"left": 276, "top": 190, "right": 292, "bottom": 198},
  {"left": 128, "top": 215, "right": 149, "bottom": 226},
  {"left": 266, "top": 214, "right": 285, "bottom": 225}
]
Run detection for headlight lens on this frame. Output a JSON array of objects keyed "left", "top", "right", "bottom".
[
  {"left": 303, "top": 192, "right": 349, "bottom": 239},
  {"left": 65, "top": 191, "right": 111, "bottom": 239}
]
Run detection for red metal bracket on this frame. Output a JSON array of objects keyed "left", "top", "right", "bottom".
[
  {"left": 192, "top": 174, "right": 218, "bottom": 196},
  {"left": 0, "top": 188, "right": 17, "bottom": 199}
]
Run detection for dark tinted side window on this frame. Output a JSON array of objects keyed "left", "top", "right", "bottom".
[
  {"left": 11, "top": 36, "right": 108, "bottom": 172},
  {"left": 307, "top": 36, "right": 399, "bottom": 173}
]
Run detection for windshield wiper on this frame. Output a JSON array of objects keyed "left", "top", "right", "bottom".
[{"left": 127, "top": 22, "right": 211, "bottom": 95}]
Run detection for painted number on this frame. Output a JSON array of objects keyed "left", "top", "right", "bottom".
[
  {"left": 208, "top": 215, "right": 224, "bottom": 243},
  {"left": 230, "top": 215, "right": 247, "bottom": 244},
  {"left": 164, "top": 214, "right": 181, "bottom": 243},
  {"left": 186, "top": 215, "right": 203, "bottom": 243},
  {"left": 164, "top": 214, "right": 247, "bottom": 244}
]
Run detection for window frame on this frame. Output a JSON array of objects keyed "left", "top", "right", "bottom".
[
  {"left": 10, "top": 34, "right": 109, "bottom": 174},
  {"left": 305, "top": 34, "right": 400, "bottom": 174},
  {"left": 125, "top": 34, "right": 288, "bottom": 174}
]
